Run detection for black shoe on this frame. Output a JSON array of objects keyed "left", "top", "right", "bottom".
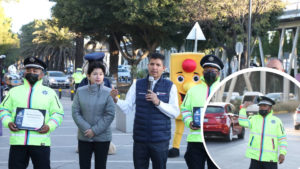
[{"left": 168, "top": 148, "right": 180, "bottom": 158}]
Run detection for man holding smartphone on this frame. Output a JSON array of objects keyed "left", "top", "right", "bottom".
[{"left": 181, "top": 54, "right": 223, "bottom": 169}]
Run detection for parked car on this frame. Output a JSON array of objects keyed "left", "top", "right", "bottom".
[
  {"left": 43, "top": 71, "right": 70, "bottom": 88},
  {"left": 222, "top": 92, "right": 240, "bottom": 101},
  {"left": 266, "top": 92, "right": 295, "bottom": 103},
  {"left": 118, "top": 66, "right": 131, "bottom": 82},
  {"left": 203, "top": 102, "right": 245, "bottom": 142},
  {"left": 294, "top": 105, "right": 300, "bottom": 130},
  {"left": 162, "top": 72, "right": 170, "bottom": 80},
  {"left": 265, "top": 93, "right": 282, "bottom": 102},
  {"left": 241, "top": 91, "right": 264, "bottom": 116}
]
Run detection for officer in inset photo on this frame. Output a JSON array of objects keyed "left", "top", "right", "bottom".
[{"left": 239, "top": 96, "right": 287, "bottom": 169}]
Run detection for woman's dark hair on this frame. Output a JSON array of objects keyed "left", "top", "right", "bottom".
[{"left": 87, "top": 61, "right": 106, "bottom": 75}]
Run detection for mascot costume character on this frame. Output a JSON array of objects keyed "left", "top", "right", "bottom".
[{"left": 168, "top": 53, "right": 204, "bottom": 157}]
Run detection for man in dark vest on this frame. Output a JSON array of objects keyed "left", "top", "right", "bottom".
[{"left": 110, "top": 53, "right": 180, "bottom": 169}]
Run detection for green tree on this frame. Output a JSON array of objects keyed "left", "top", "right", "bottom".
[
  {"left": 19, "top": 20, "right": 43, "bottom": 59},
  {"left": 191, "top": 0, "right": 284, "bottom": 70},
  {"left": 109, "top": 0, "right": 193, "bottom": 80},
  {"left": 0, "top": 1, "right": 19, "bottom": 67},
  {"left": 20, "top": 19, "right": 75, "bottom": 71},
  {"left": 267, "top": 31, "right": 280, "bottom": 58},
  {"left": 52, "top": 0, "right": 122, "bottom": 76},
  {"left": 51, "top": 0, "right": 193, "bottom": 81}
]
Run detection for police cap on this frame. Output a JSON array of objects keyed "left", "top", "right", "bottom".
[
  {"left": 257, "top": 96, "right": 276, "bottom": 106},
  {"left": 200, "top": 54, "right": 224, "bottom": 70},
  {"left": 24, "top": 57, "right": 47, "bottom": 70},
  {"left": 84, "top": 52, "right": 105, "bottom": 62}
]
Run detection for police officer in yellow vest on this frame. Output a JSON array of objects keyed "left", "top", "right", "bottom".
[
  {"left": 0, "top": 57, "right": 64, "bottom": 169},
  {"left": 239, "top": 96, "right": 287, "bottom": 169},
  {"left": 181, "top": 55, "right": 223, "bottom": 169},
  {"left": 72, "top": 68, "right": 86, "bottom": 90}
]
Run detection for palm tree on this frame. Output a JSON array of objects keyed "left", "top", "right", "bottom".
[{"left": 32, "top": 19, "right": 75, "bottom": 71}]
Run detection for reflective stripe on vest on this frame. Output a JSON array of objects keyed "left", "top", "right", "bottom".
[
  {"left": 250, "top": 131, "right": 277, "bottom": 138},
  {"left": 190, "top": 131, "right": 201, "bottom": 135},
  {"left": 247, "top": 146, "right": 277, "bottom": 153},
  {"left": 259, "top": 117, "right": 266, "bottom": 161},
  {"left": 11, "top": 133, "right": 50, "bottom": 138}
]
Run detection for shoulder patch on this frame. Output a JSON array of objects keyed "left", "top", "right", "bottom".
[
  {"left": 42, "top": 90, "right": 48, "bottom": 95},
  {"left": 271, "top": 119, "right": 276, "bottom": 124}
]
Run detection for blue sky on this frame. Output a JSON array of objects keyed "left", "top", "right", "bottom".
[{"left": 2, "top": 0, "right": 55, "bottom": 33}]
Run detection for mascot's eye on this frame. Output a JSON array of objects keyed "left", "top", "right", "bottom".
[
  {"left": 193, "top": 75, "right": 200, "bottom": 82},
  {"left": 177, "top": 75, "right": 184, "bottom": 83}
]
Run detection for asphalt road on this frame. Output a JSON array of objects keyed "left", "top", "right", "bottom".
[
  {"left": 205, "top": 113, "right": 300, "bottom": 169},
  {"left": 0, "top": 97, "right": 189, "bottom": 169}
]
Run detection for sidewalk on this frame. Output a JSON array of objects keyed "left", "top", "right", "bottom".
[{"left": 0, "top": 97, "right": 188, "bottom": 169}]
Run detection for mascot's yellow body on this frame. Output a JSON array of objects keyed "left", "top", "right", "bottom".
[{"left": 169, "top": 53, "right": 204, "bottom": 152}]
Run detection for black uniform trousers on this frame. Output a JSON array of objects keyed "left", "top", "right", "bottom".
[
  {"left": 78, "top": 140, "right": 110, "bottom": 169},
  {"left": 133, "top": 141, "right": 169, "bottom": 169},
  {"left": 249, "top": 159, "right": 277, "bottom": 169},
  {"left": 9, "top": 145, "right": 50, "bottom": 169},
  {"left": 184, "top": 142, "right": 218, "bottom": 169}
]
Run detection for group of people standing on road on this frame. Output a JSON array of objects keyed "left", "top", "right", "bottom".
[
  {"left": 71, "top": 52, "right": 223, "bottom": 169},
  {"left": 0, "top": 52, "right": 287, "bottom": 169}
]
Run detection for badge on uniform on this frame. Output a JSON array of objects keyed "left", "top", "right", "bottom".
[
  {"left": 271, "top": 120, "right": 276, "bottom": 124},
  {"left": 208, "top": 56, "right": 214, "bottom": 61},
  {"left": 29, "top": 57, "right": 35, "bottom": 62},
  {"left": 42, "top": 90, "right": 48, "bottom": 95}
]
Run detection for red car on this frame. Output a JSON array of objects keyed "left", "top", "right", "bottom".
[{"left": 203, "top": 102, "right": 245, "bottom": 141}]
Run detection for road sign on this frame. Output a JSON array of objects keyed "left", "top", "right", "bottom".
[
  {"left": 235, "top": 42, "right": 243, "bottom": 55},
  {"left": 186, "top": 22, "right": 206, "bottom": 52},
  {"left": 186, "top": 22, "right": 206, "bottom": 40}
]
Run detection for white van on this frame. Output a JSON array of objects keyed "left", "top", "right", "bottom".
[{"left": 241, "top": 91, "right": 264, "bottom": 116}]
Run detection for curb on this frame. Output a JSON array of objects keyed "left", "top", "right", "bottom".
[{"left": 273, "top": 111, "right": 289, "bottom": 114}]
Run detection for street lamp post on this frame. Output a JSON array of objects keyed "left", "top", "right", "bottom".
[
  {"left": 247, "top": 0, "right": 252, "bottom": 68},
  {"left": 0, "top": 55, "right": 6, "bottom": 102}
]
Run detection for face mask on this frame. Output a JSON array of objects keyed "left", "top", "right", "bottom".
[
  {"left": 204, "top": 71, "right": 217, "bottom": 86},
  {"left": 25, "top": 73, "right": 39, "bottom": 85},
  {"left": 259, "top": 110, "right": 269, "bottom": 117}
]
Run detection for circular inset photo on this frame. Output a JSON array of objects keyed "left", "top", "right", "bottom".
[{"left": 202, "top": 68, "right": 300, "bottom": 169}]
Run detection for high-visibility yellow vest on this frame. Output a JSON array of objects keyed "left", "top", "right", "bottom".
[
  {"left": 0, "top": 79, "right": 64, "bottom": 146},
  {"left": 180, "top": 77, "right": 219, "bottom": 142},
  {"left": 72, "top": 72, "right": 85, "bottom": 84},
  {"left": 239, "top": 108, "right": 287, "bottom": 162}
]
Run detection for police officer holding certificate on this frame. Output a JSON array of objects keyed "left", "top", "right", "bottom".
[{"left": 0, "top": 57, "right": 64, "bottom": 169}]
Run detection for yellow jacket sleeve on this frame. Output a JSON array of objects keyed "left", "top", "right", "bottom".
[
  {"left": 0, "top": 92, "right": 13, "bottom": 128},
  {"left": 180, "top": 90, "right": 193, "bottom": 128},
  {"left": 46, "top": 92, "right": 64, "bottom": 132},
  {"left": 238, "top": 108, "right": 252, "bottom": 129},
  {"left": 277, "top": 120, "right": 287, "bottom": 155}
]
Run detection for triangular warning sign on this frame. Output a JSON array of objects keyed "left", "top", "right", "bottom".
[{"left": 186, "top": 22, "right": 206, "bottom": 40}]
